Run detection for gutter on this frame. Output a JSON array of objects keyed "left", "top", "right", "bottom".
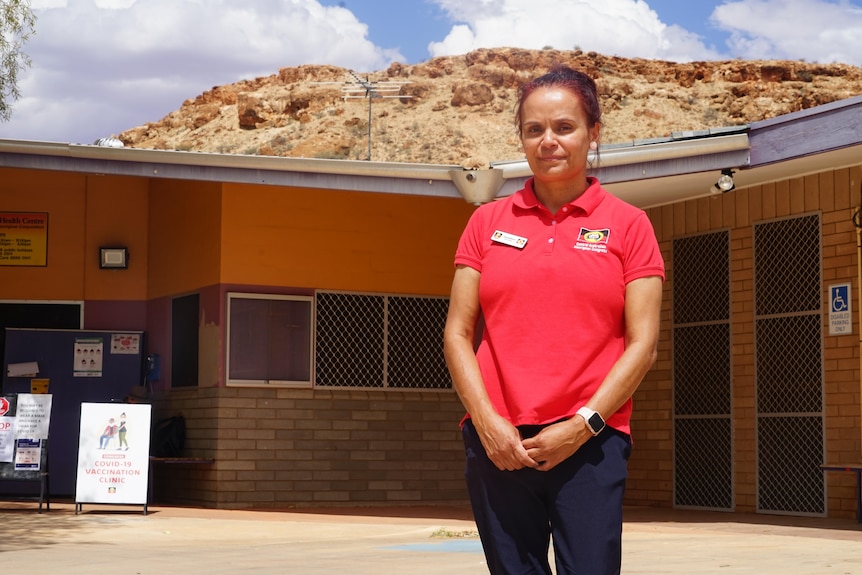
[
  {"left": 491, "top": 130, "right": 751, "bottom": 180},
  {"left": 0, "top": 128, "right": 752, "bottom": 205},
  {"left": 0, "top": 138, "right": 464, "bottom": 182}
]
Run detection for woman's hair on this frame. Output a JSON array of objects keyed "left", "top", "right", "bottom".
[{"left": 514, "top": 64, "right": 602, "bottom": 130}]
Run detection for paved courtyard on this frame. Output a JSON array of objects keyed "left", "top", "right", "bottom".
[{"left": 1, "top": 502, "right": 860, "bottom": 574}]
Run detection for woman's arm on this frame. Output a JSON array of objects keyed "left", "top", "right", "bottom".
[
  {"left": 582, "top": 274, "right": 664, "bottom": 418},
  {"left": 444, "top": 265, "right": 538, "bottom": 471},
  {"left": 522, "top": 275, "right": 664, "bottom": 469}
]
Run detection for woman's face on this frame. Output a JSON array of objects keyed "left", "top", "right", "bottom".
[{"left": 519, "top": 86, "right": 600, "bottom": 187}]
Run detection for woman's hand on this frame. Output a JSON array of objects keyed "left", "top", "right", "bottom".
[
  {"left": 520, "top": 418, "right": 591, "bottom": 471},
  {"left": 446, "top": 265, "right": 540, "bottom": 472},
  {"left": 473, "top": 412, "right": 539, "bottom": 471}
]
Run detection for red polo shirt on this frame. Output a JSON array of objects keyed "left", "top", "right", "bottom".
[{"left": 454, "top": 177, "right": 665, "bottom": 434}]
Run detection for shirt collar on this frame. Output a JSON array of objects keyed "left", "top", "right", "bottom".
[{"left": 514, "top": 177, "right": 605, "bottom": 216}]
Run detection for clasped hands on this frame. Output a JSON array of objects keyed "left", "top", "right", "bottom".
[{"left": 475, "top": 414, "right": 591, "bottom": 472}]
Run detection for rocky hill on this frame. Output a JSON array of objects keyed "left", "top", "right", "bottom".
[{"left": 119, "top": 48, "right": 862, "bottom": 167}]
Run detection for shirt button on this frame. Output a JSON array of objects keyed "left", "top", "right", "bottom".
[
  {"left": 562, "top": 206, "right": 569, "bottom": 212},
  {"left": 548, "top": 238, "right": 554, "bottom": 244}
]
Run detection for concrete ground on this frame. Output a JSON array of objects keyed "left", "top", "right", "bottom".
[{"left": 1, "top": 500, "right": 860, "bottom": 574}]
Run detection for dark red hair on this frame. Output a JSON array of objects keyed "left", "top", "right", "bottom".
[{"left": 515, "top": 65, "right": 602, "bottom": 129}]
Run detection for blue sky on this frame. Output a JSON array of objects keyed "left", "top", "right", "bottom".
[
  {"left": 335, "top": 0, "right": 728, "bottom": 63},
  {"left": 3, "top": 0, "right": 862, "bottom": 145}
]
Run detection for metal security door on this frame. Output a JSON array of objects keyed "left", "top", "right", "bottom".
[
  {"left": 753, "top": 213, "right": 825, "bottom": 517},
  {"left": 672, "top": 231, "right": 733, "bottom": 510}
]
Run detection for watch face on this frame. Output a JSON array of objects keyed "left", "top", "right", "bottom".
[{"left": 588, "top": 413, "right": 605, "bottom": 434}]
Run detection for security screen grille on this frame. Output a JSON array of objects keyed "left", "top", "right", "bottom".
[
  {"left": 315, "top": 291, "right": 451, "bottom": 389},
  {"left": 672, "top": 231, "right": 733, "bottom": 510},
  {"left": 387, "top": 296, "right": 453, "bottom": 388},
  {"left": 754, "top": 213, "right": 825, "bottom": 516}
]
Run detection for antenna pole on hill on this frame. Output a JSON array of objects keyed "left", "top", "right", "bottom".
[{"left": 315, "top": 71, "right": 410, "bottom": 161}]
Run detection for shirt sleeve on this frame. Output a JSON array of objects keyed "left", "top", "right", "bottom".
[
  {"left": 623, "top": 211, "right": 665, "bottom": 283},
  {"left": 453, "top": 206, "right": 487, "bottom": 272}
]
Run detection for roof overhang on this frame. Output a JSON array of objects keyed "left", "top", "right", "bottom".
[
  {"left": 1, "top": 94, "right": 860, "bottom": 210},
  {"left": 492, "top": 93, "right": 862, "bottom": 208},
  {"left": 0, "top": 140, "right": 469, "bottom": 199},
  {"left": 492, "top": 128, "right": 753, "bottom": 208}
]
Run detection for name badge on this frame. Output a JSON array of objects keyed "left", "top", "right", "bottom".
[{"left": 491, "top": 230, "right": 528, "bottom": 249}]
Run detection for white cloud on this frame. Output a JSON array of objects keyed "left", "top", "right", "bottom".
[
  {"left": 6, "top": 0, "right": 862, "bottom": 146},
  {"left": 427, "top": 0, "right": 723, "bottom": 62},
  {"left": 427, "top": 0, "right": 862, "bottom": 66},
  {"left": 7, "top": 0, "right": 403, "bottom": 144},
  {"left": 712, "top": 0, "right": 862, "bottom": 64}
]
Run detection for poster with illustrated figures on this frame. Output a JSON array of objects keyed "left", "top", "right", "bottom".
[
  {"left": 75, "top": 402, "right": 151, "bottom": 506},
  {"left": 73, "top": 337, "right": 104, "bottom": 377}
]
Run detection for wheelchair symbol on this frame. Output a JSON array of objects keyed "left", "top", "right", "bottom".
[{"left": 832, "top": 289, "right": 848, "bottom": 312}]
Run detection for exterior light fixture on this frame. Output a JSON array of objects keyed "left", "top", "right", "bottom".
[
  {"left": 714, "top": 169, "right": 736, "bottom": 193},
  {"left": 449, "top": 168, "right": 505, "bottom": 205},
  {"left": 99, "top": 247, "right": 128, "bottom": 269}
]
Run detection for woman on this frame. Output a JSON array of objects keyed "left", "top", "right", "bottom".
[
  {"left": 443, "top": 65, "right": 664, "bottom": 575},
  {"left": 118, "top": 413, "right": 129, "bottom": 450}
]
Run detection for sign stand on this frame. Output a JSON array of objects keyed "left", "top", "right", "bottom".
[
  {"left": 0, "top": 393, "right": 53, "bottom": 512},
  {"left": 74, "top": 402, "right": 151, "bottom": 515}
]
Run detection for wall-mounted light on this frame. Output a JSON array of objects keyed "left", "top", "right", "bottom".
[
  {"left": 99, "top": 247, "right": 128, "bottom": 269},
  {"left": 448, "top": 168, "right": 505, "bottom": 205},
  {"left": 713, "top": 169, "right": 736, "bottom": 193}
]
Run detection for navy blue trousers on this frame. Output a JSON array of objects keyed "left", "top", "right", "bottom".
[{"left": 462, "top": 419, "right": 632, "bottom": 575}]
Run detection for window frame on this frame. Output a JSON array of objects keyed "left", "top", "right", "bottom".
[{"left": 225, "top": 292, "right": 314, "bottom": 388}]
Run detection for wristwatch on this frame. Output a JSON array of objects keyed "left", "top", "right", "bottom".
[{"left": 576, "top": 406, "right": 606, "bottom": 436}]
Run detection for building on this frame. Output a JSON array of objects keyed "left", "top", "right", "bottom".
[{"left": 1, "top": 93, "right": 861, "bottom": 519}]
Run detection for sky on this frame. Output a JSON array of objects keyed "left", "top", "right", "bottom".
[{"left": 2, "top": 0, "right": 862, "bottom": 145}]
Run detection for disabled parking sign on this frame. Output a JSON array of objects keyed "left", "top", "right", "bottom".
[{"left": 828, "top": 283, "right": 852, "bottom": 335}]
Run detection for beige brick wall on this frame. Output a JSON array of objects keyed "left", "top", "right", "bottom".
[
  {"left": 627, "top": 165, "right": 862, "bottom": 520},
  {"left": 151, "top": 386, "right": 469, "bottom": 509}
]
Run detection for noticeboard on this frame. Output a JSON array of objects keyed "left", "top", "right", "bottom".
[{"left": 0, "top": 394, "right": 53, "bottom": 481}]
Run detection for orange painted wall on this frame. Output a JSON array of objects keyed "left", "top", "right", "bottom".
[
  {"left": 147, "top": 179, "right": 222, "bottom": 299},
  {"left": 1, "top": 168, "right": 86, "bottom": 299},
  {"left": 3, "top": 169, "right": 475, "bottom": 302},
  {"left": 220, "top": 184, "right": 476, "bottom": 296},
  {"left": 84, "top": 175, "right": 149, "bottom": 301},
  {"left": 0, "top": 168, "right": 146, "bottom": 301}
]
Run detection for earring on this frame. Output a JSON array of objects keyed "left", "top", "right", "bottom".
[{"left": 589, "top": 141, "right": 598, "bottom": 150}]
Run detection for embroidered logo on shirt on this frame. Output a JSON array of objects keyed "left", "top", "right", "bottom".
[{"left": 574, "top": 228, "right": 610, "bottom": 253}]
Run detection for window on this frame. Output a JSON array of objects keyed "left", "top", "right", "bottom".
[
  {"left": 315, "top": 291, "right": 451, "bottom": 389},
  {"left": 226, "top": 293, "right": 313, "bottom": 387},
  {"left": 0, "top": 301, "right": 82, "bottom": 371},
  {"left": 225, "top": 290, "right": 451, "bottom": 390},
  {"left": 172, "top": 293, "right": 199, "bottom": 387}
]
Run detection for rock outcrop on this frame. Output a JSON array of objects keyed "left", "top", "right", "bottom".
[{"left": 119, "top": 48, "right": 862, "bottom": 166}]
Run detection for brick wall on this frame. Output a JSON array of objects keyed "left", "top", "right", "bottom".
[
  {"left": 148, "top": 165, "right": 862, "bottom": 519},
  {"left": 626, "top": 165, "right": 862, "bottom": 520},
  {"left": 151, "top": 386, "right": 469, "bottom": 509}
]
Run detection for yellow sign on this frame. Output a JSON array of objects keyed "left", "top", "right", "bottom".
[
  {"left": 0, "top": 212, "right": 48, "bottom": 266},
  {"left": 30, "top": 379, "right": 50, "bottom": 394}
]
